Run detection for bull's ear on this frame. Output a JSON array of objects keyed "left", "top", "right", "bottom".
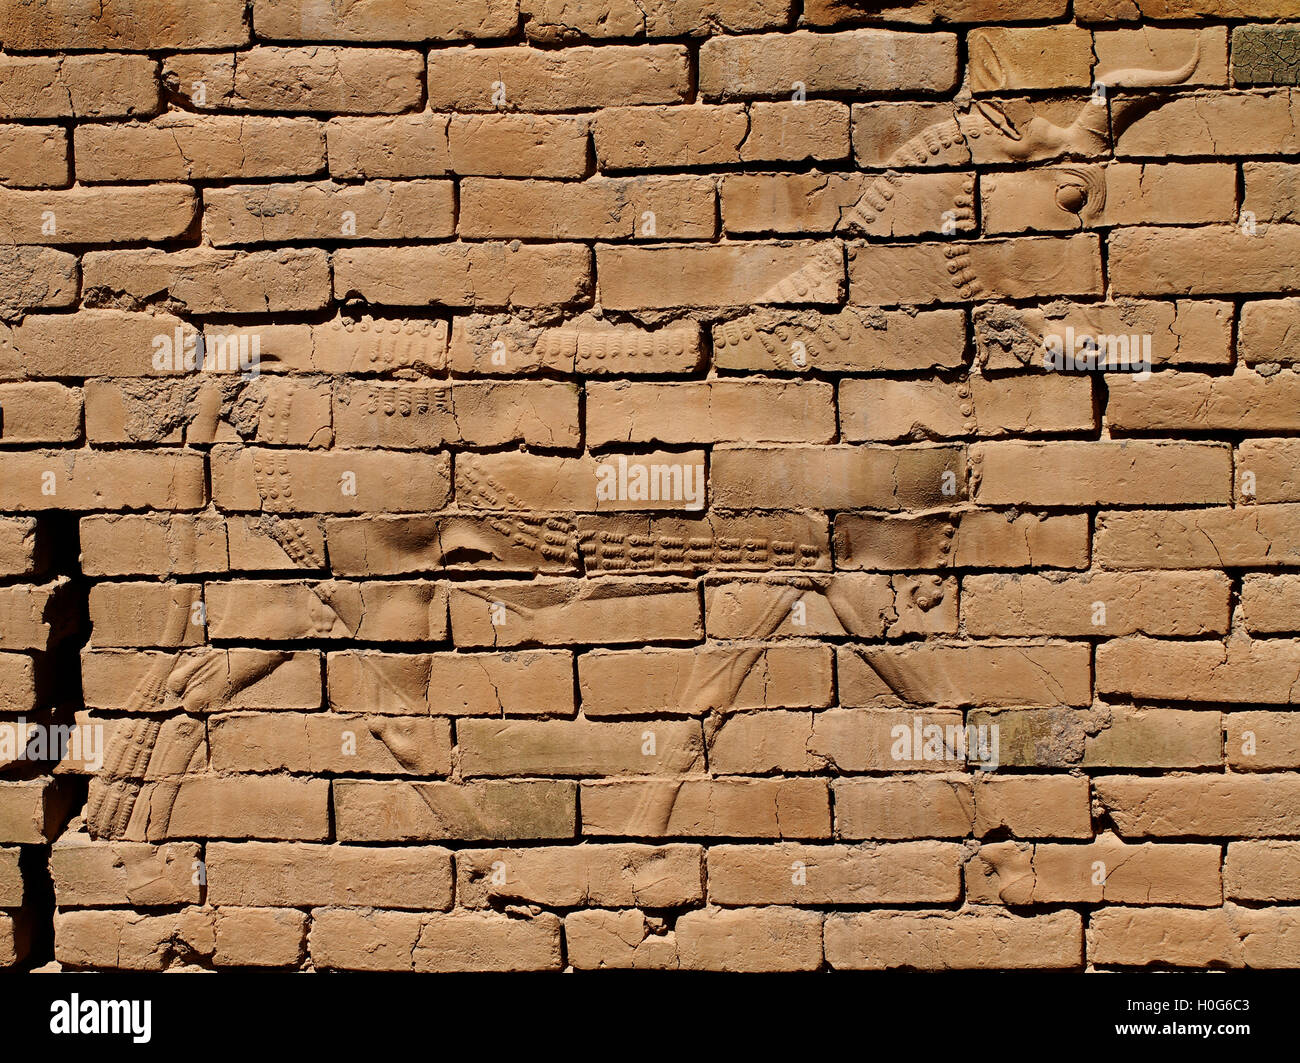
[
  {"left": 969, "top": 33, "right": 1006, "bottom": 93},
  {"left": 973, "top": 98, "right": 1025, "bottom": 141}
]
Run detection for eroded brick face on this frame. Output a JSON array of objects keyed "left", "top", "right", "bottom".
[{"left": 0, "top": 0, "right": 1297, "bottom": 975}]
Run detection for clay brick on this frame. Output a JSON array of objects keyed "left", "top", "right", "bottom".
[
  {"left": 982, "top": 163, "right": 1235, "bottom": 233},
  {"left": 97, "top": 776, "right": 331, "bottom": 841},
  {"left": 1245, "top": 163, "right": 1300, "bottom": 223},
  {"left": 702, "top": 573, "right": 956, "bottom": 639},
  {"left": 206, "top": 580, "right": 447, "bottom": 642},
  {"left": 597, "top": 241, "right": 843, "bottom": 309},
  {"left": 675, "top": 907, "right": 823, "bottom": 971},
  {"left": 964, "top": 571, "right": 1230, "bottom": 637},
  {"left": 1119, "top": 91, "right": 1300, "bottom": 157},
  {"left": 581, "top": 778, "right": 831, "bottom": 838},
  {"left": 709, "top": 709, "right": 967, "bottom": 774},
  {"left": 211, "top": 446, "right": 451, "bottom": 514},
  {"left": 335, "top": 242, "right": 591, "bottom": 308},
  {"left": 1226, "top": 841, "right": 1300, "bottom": 901},
  {"left": 1097, "top": 774, "right": 1300, "bottom": 836},
  {"left": 459, "top": 176, "right": 716, "bottom": 239},
  {"left": 205, "top": 180, "right": 455, "bottom": 245},
  {"left": 1238, "top": 439, "right": 1300, "bottom": 502},
  {"left": 0, "top": 846, "right": 21, "bottom": 907},
  {"left": 975, "top": 299, "right": 1232, "bottom": 372},
  {"left": 1098, "top": 636, "right": 1300, "bottom": 704},
  {"left": 50, "top": 833, "right": 200, "bottom": 908},
  {"left": 256, "top": 0, "right": 519, "bottom": 41},
  {"left": 968, "top": 26, "right": 1093, "bottom": 91},
  {"left": 0, "top": 247, "right": 77, "bottom": 319},
  {"left": 711, "top": 308, "right": 965, "bottom": 373},
  {"left": 708, "top": 842, "right": 961, "bottom": 905},
  {"left": 838, "top": 642, "right": 1092, "bottom": 708},
  {"left": 834, "top": 511, "right": 1089, "bottom": 571},
  {"left": 0, "top": 0, "right": 248, "bottom": 50},
  {"left": 588, "top": 380, "right": 834, "bottom": 446},
  {"left": 0, "top": 125, "right": 68, "bottom": 187},
  {"left": 80, "top": 515, "right": 319, "bottom": 577},
  {"left": 593, "top": 102, "right": 850, "bottom": 169},
  {"left": 1096, "top": 504, "right": 1300, "bottom": 569},
  {"left": 1227, "top": 710, "right": 1300, "bottom": 770},
  {"left": 0, "top": 654, "right": 37, "bottom": 713},
  {"left": 455, "top": 450, "right": 708, "bottom": 512},
  {"left": 88, "top": 581, "right": 203, "bottom": 648},
  {"left": 210, "top": 712, "right": 452, "bottom": 775},
  {"left": 1112, "top": 225, "right": 1300, "bottom": 296},
  {"left": 457, "top": 844, "right": 703, "bottom": 907},
  {"left": 1234, "top": 26, "right": 1300, "bottom": 86},
  {"left": 207, "top": 842, "right": 452, "bottom": 908},
  {"left": 459, "top": 718, "right": 703, "bottom": 776},
  {"left": 1094, "top": 26, "right": 1227, "bottom": 86},
  {"left": 0, "top": 54, "right": 159, "bottom": 118},
  {"left": 699, "top": 29, "right": 957, "bottom": 98},
  {"left": 0, "top": 778, "right": 77, "bottom": 843},
  {"left": 55, "top": 908, "right": 214, "bottom": 971},
  {"left": 1110, "top": 370, "right": 1300, "bottom": 432},
  {"left": 327, "top": 650, "right": 574, "bottom": 716},
  {"left": 578, "top": 645, "right": 833, "bottom": 716},
  {"left": 973, "top": 441, "right": 1231, "bottom": 506},
  {"left": 81, "top": 648, "right": 321, "bottom": 712},
  {"left": 565, "top": 908, "right": 682, "bottom": 969},
  {"left": 841, "top": 374, "right": 1094, "bottom": 441},
  {"left": 427, "top": 44, "right": 689, "bottom": 111},
  {"left": 807, "top": 0, "right": 1066, "bottom": 23},
  {"left": 968, "top": 836, "right": 1222, "bottom": 906},
  {"left": 75, "top": 115, "right": 325, "bottom": 182},
  {"left": 1242, "top": 575, "right": 1300, "bottom": 635},
  {"left": 335, "top": 379, "right": 577, "bottom": 449},
  {"left": 0, "top": 518, "right": 41, "bottom": 578},
  {"left": 723, "top": 171, "right": 973, "bottom": 236},
  {"left": 849, "top": 234, "right": 1103, "bottom": 305},
  {"left": 450, "top": 315, "right": 703, "bottom": 375},
  {"left": 310, "top": 909, "right": 563, "bottom": 971},
  {"left": 214, "top": 908, "right": 307, "bottom": 968},
  {"left": 523, "top": 0, "right": 791, "bottom": 39},
  {"left": 334, "top": 780, "right": 577, "bottom": 841},
  {"left": 449, "top": 577, "right": 700, "bottom": 646},
  {"left": 198, "top": 47, "right": 423, "bottom": 114},
  {"left": 81, "top": 247, "right": 330, "bottom": 314},
  {"left": 328, "top": 114, "right": 590, "bottom": 179},
  {"left": 826, "top": 909, "right": 1082, "bottom": 970},
  {"left": 0, "top": 450, "right": 206, "bottom": 511},
  {"left": 0, "top": 382, "right": 81, "bottom": 443},
  {"left": 973, "top": 774, "right": 1092, "bottom": 838},
  {"left": 713, "top": 445, "right": 965, "bottom": 510},
  {"left": 1087, "top": 906, "right": 1254, "bottom": 968}
]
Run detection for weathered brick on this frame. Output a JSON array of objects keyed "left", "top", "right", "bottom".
[
  {"left": 826, "top": 909, "right": 1082, "bottom": 969},
  {"left": 327, "top": 649, "right": 574, "bottom": 716},
  {"left": 457, "top": 843, "right": 703, "bottom": 907},
  {"left": 973, "top": 441, "right": 1231, "bottom": 506},
  {"left": 427, "top": 44, "right": 689, "bottom": 111},
  {"left": 0, "top": 54, "right": 159, "bottom": 117},
  {"left": 582, "top": 778, "right": 831, "bottom": 838},
  {"left": 334, "top": 780, "right": 577, "bottom": 841},
  {"left": 207, "top": 842, "right": 452, "bottom": 908},
  {"left": 597, "top": 242, "right": 843, "bottom": 309},
  {"left": 699, "top": 29, "right": 957, "bottom": 98},
  {"left": 76, "top": 115, "right": 325, "bottom": 182},
  {"left": 335, "top": 242, "right": 591, "bottom": 308},
  {"left": 205, "top": 180, "right": 455, "bottom": 245},
  {"left": 459, "top": 176, "right": 716, "bottom": 239},
  {"left": 1, "top": 0, "right": 248, "bottom": 50}
]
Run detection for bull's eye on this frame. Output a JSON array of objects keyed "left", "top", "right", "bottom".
[{"left": 1056, "top": 181, "right": 1088, "bottom": 213}]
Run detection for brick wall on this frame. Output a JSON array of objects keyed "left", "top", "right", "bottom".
[{"left": 0, "top": 0, "right": 1299, "bottom": 971}]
